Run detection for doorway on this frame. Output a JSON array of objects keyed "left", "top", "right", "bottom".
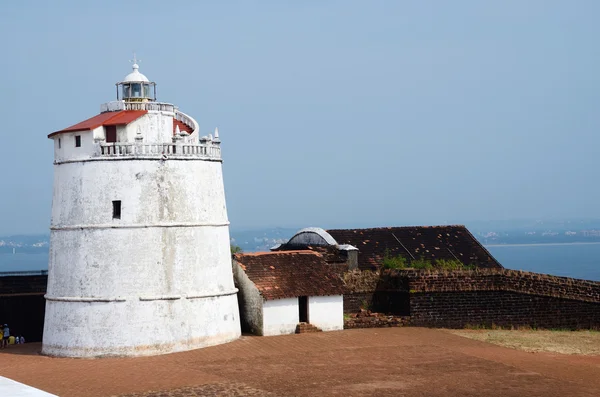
[
  {"left": 106, "top": 125, "right": 117, "bottom": 143},
  {"left": 299, "top": 296, "right": 308, "bottom": 323}
]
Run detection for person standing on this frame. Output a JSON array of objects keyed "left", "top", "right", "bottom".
[{"left": 2, "top": 324, "right": 9, "bottom": 348}]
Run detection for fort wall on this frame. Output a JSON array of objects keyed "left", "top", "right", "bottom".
[
  {"left": 342, "top": 269, "right": 600, "bottom": 329},
  {"left": 0, "top": 274, "right": 47, "bottom": 342}
]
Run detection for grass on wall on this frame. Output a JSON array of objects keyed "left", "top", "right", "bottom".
[{"left": 381, "top": 249, "right": 475, "bottom": 271}]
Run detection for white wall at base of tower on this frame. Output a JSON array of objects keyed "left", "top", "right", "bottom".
[
  {"left": 42, "top": 293, "right": 240, "bottom": 357},
  {"left": 44, "top": 155, "right": 239, "bottom": 357}
]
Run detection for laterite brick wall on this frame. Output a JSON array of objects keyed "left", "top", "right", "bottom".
[{"left": 342, "top": 269, "right": 600, "bottom": 329}]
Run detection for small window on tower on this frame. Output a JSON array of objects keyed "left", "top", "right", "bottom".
[
  {"left": 58, "top": 138, "right": 61, "bottom": 149},
  {"left": 75, "top": 135, "right": 81, "bottom": 147},
  {"left": 112, "top": 200, "right": 121, "bottom": 219}
]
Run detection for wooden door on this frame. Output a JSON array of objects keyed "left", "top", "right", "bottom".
[{"left": 105, "top": 126, "right": 117, "bottom": 143}]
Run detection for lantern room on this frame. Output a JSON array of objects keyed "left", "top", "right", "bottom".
[{"left": 116, "top": 60, "right": 156, "bottom": 102}]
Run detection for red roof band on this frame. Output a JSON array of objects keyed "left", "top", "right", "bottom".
[
  {"left": 50, "top": 110, "right": 195, "bottom": 138},
  {"left": 49, "top": 111, "right": 148, "bottom": 138}
]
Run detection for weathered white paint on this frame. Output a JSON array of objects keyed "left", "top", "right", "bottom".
[
  {"left": 232, "top": 261, "right": 263, "bottom": 335},
  {"left": 44, "top": 68, "right": 240, "bottom": 357},
  {"left": 308, "top": 295, "right": 344, "bottom": 331},
  {"left": 53, "top": 129, "right": 97, "bottom": 163},
  {"left": 262, "top": 298, "right": 299, "bottom": 336},
  {"left": 125, "top": 111, "right": 174, "bottom": 143},
  {"left": 0, "top": 376, "right": 57, "bottom": 396}
]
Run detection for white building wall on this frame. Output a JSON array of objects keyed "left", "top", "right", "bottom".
[
  {"left": 44, "top": 138, "right": 240, "bottom": 357},
  {"left": 124, "top": 112, "right": 174, "bottom": 143},
  {"left": 308, "top": 295, "right": 344, "bottom": 331},
  {"left": 53, "top": 129, "right": 98, "bottom": 163},
  {"left": 262, "top": 298, "right": 299, "bottom": 336},
  {"left": 52, "top": 112, "right": 176, "bottom": 165}
]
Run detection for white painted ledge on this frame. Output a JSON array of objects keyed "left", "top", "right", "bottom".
[
  {"left": 185, "top": 288, "right": 239, "bottom": 299},
  {"left": 44, "top": 289, "right": 239, "bottom": 303},
  {"left": 44, "top": 295, "right": 126, "bottom": 302},
  {"left": 50, "top": 221, "right": 230, "bottom": 231},
  {"left": 0, "top": 376, "right": 57, "bottom": 396},
  {"left": 139, "top": 295, "right": 181, "bottom": 301}
]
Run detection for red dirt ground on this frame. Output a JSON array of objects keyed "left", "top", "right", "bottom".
[{"left": 1, "top": 328, "right": 600, "bottom": 397}]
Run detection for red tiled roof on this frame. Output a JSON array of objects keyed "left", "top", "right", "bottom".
[
  {"left": 49, "top": 110, "right": 147, "bottom": 138},
  {"left": 173, "top": 119, "right": 193, "bottom": 135},
  {"left": 327, "top": 226, "right": 503, "bottom": 271},
  {"left": 235, "top": 251, "right": 345, "bottom": 301}
]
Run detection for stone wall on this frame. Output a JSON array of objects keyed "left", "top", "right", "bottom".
[
  {"left": 341, "top": 269, "right": 600, "bottom": 329},
  {"left": 0, "top": 275, "right": 48, "bottom": 342},
  {"left": 342, "top": 270, "right": 410, "bottom": 315},
  {"left": 410, "top": 290, "right": 600, "bottom": 329},
  {"left": 0, "top": 274, "right": 47, "bottom": 295},
  {"left": 344, "top": 292, "right": 375, "bottom": 313},
  {"left": 407, "top": 269, "right": 600, "bottom": 303}
]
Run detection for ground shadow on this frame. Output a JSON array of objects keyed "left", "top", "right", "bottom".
[{"left": 0, "top": 342, "right": 43, "bottom": 356}]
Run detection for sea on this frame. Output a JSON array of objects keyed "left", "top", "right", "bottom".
[
  {"left": 486, "top": 243, "right": 600, "bottom": 281},
  {"left": 1, "top": 243, "right": 600, "bottom": 281}
]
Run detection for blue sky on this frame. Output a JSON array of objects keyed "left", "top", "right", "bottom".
[{"left": 1, "top": 1, "right": 599, "bottom": 235}]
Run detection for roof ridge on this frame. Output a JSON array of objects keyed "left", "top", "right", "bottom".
[
  {"left": 327, "top": 225, "right": 467, "bottom": 232},
  {"left": 236, "top": 250, "right": 320, "bottom": 257}
]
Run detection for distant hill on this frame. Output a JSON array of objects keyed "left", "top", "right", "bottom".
[
  {"left": 4, "top": 219, "right": 600, "bottom": 255},
  {"left": 0, "top": 229, "right": 299, "bottom": 255},
  {"left": 0, "top": 234, "right": 49, "bottom": 254},
  {"left": 229, "top": 227, "right": 297, "bottom": 253}
]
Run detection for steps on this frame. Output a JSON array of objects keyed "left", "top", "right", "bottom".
[
  {"left": 295, "top": 322, "right": 322, "bottom": 334},
  {"left": 172, "top": 119, "right": 193, "bottom": 134}
]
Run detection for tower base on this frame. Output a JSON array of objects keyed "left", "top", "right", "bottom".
[{"left": 41, "top": 293, "right": 241, "bottom": 358}]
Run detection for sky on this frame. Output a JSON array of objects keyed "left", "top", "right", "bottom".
[{"left": 1, "top": 1, "right": 599, "bottom": 235}]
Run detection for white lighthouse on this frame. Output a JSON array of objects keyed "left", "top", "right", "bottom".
[{"left": 43, "top": 59, "right": 241, "bottom": 357}]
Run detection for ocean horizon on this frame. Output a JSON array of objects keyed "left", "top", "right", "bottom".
[{"left": 1, "top": 242, "right": 600, "bottom": 281}]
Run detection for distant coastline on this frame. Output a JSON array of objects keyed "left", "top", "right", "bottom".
[{"left": 485, "top": 242, "right": 600, "bottom": 248}]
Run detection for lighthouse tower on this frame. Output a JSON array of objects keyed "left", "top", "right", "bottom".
[{"left": 43, "top": 59, "right": 241, "bottom": 357}]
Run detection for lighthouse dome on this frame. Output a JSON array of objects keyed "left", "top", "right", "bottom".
[
  {"left": 116, "top": 57, "right": 156, "bottom": 101},
  {"left": 123, "top": 63, "right": 149, "bottom": 82}
]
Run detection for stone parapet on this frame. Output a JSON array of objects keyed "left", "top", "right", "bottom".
[
  {"left": 341, "top": 269, "right": 600, "bottom": 330},
  {"left": 99, "top": 142, "right": 221, "bottom": 160},
  {"left": 342, "top": 269, "right": 600, "bottom": 304}
]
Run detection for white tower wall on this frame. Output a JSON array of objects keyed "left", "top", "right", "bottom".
[
  {"left": 43, "top": 157, "right": 241, "bottom": 357},
  {"left": 43, "top": 62, "right": 240, "bottom": 357}
]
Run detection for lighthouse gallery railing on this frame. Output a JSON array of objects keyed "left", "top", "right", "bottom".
[{"left": 99, "top": 142, "right": 221, "bottom": 159}]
